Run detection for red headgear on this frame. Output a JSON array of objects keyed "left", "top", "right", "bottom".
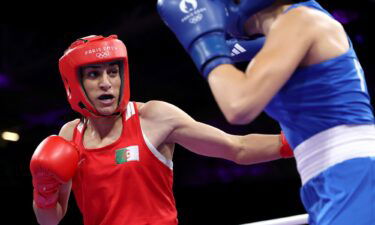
[{"left": 59, "top": 35, "right": 130, "bottom": 117}]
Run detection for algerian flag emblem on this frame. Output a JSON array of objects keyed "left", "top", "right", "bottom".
[{"left": 115, "top": 146, "right": 140, "bottom": 164}]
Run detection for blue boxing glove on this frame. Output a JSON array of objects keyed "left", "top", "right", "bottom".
[
  {"left": 157, "top": 0, "right": 232, "bottom": 79},
  {"left": 227, "top": 36, "right": 265, "bottom": 63}
]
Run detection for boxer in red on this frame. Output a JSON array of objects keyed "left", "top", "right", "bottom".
[{"left": 30, "top": 35, "right": 292, "bottom": 225}]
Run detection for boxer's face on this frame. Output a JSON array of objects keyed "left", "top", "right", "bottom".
[
  {"left": 244, "top": 14, "right": 260, "bottom": 36},
  {"left": 81, "top": 62, "right": 121, "bottom": 116}
]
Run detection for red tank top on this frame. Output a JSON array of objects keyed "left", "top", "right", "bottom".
[{"left": 71, "top": 102, "right": 178, "bottom": 225}]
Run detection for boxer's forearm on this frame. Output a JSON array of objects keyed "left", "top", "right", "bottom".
[
  {"left": 33, "top": 201, "right": 63, "bottom": 225},
  {"left": 208, "top": 64, "right": 263, "bottom": 124},
  {"left": 233, "top": 134, "right": 283, "bottom": 165}
]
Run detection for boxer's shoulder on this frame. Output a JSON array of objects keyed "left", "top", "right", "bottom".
[
  {"left": 59, "top": 119, "right": 81, "bottom": 141},
  {"left": 136, "top": 100, "right": 185, "bottom": 125},
  {"left": 137, "top": 100, "right": 172, "bottom": 116}
]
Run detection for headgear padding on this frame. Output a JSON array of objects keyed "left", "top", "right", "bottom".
[{"left": 59, "top": 35, "right": 130, "bottom": 117}]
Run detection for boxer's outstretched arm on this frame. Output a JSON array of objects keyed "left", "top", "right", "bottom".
[
  {"left": 141, "top": 101, "right": 291, "bottom": 164},
  {"left": 169, "top": 116, "right": 286, "bottom": 165}
]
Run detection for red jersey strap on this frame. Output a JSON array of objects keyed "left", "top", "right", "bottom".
[
  {"left": 72, "top": 119, "right": 85, "bottom": 151},
  {"left": 129, "top": 102, "right": 174, "bottom": 170},
  {"left": 125, "top": 101, "right": 137, "bottom": 121}
]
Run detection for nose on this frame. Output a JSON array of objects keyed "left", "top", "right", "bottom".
[{"left": 99, "top": 73, "right": 112, "bottom": 90}]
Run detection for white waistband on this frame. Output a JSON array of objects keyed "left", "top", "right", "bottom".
[{"left": 294, "top": 124, "right": 375, "bottom": 185}]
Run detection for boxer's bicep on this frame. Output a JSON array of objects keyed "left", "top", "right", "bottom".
[
  {"left": 169, "top": 116, "right": 241, "bottom": 161},
  {"left": 206, "top": 11, "right": 315, "bottom": 124},
  {"left": 142, "top": 101, "right": 266, "bottom": 162},
  {"left": 161, "top": 105, "right": 246, "bottom": 161},
  {"left": 238, "top": 11, "right": 315, "bottom": 120},
  {"left": 248, "top": 11, "right": 314, "bottom": 84}
]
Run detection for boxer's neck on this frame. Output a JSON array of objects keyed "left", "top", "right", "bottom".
[
  {"left": 86, "top": 114, "right": 122, "bottom": 140},
  {"left": 245, "top": 3, "right": 292, "bottom": 35}
]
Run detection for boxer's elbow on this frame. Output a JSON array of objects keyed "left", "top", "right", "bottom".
[
  {"left": 223, "top": 100, "right": 258, "bottom": 125},
  {"left": 232, "top": 148, "right": 249, "bottom": 165},
  {"left": 224, "top": 111, "right": 250, "bottom": 125}
]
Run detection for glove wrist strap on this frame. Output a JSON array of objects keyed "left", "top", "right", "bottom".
[
  {"left": 280, "top": 132, "right": 293, "bottom": 158},
  {"left": 189, "top": 32, "right": 232, "bottom": 78}
]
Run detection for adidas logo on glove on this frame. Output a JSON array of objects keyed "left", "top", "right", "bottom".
[{"left": 231, "top": 43, "right": 247, "bottom": 56}]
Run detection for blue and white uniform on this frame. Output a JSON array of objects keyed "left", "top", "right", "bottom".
[{"left": 264, "top": 1, "right": 375, "bottom": 224}]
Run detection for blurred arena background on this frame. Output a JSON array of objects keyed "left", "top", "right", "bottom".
[{"left": 0, "top": 0, "right": 374, "bottom": 224}]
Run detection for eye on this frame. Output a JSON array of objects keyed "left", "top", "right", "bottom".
[
  {"left": 108, "top": 68, "right": 120, "bottom": 77},
  {"left": 85, "top": 71, "right": 99, "bottom": 79}
]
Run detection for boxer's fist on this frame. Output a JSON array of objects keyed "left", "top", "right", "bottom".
[
  {"left": 157, "top": 0, "right": 232, "bottom": 78},
  {"left": 30, "top": 135, "right": 79, "bottom": 208}
]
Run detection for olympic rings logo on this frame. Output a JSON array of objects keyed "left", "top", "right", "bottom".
[
  {"left": 189, "top": 14, "right": 202, "bottom": 24},
  {"left": 96, "top": 51, "right": 110, "bottom": 58}
]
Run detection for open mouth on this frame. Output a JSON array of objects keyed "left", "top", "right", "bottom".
[
  {"left": 97, "top": 94, "right": 115, "bottom": 105},
  {"left": 98, "top": 94, "right": 115, "bottom": 100}
]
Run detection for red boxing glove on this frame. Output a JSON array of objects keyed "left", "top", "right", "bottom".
[
  {"left": 30, "top": 135, "right": 79, "bottom": 208},
  {"left": 280, "top": 132, "right": 293, "bottom": 158}
]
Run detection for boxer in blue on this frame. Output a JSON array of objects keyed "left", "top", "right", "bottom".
[{"left": 157, "top": 0, "right": 375, "bottom": 224}]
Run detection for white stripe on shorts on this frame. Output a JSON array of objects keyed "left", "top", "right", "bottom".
[{"left": 294, "top": 124, "right": 375, "bottom": 185}]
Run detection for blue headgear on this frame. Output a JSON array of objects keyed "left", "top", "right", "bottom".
[{"left": 223, "top": 0, "right": 275, "bottom": 38}]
